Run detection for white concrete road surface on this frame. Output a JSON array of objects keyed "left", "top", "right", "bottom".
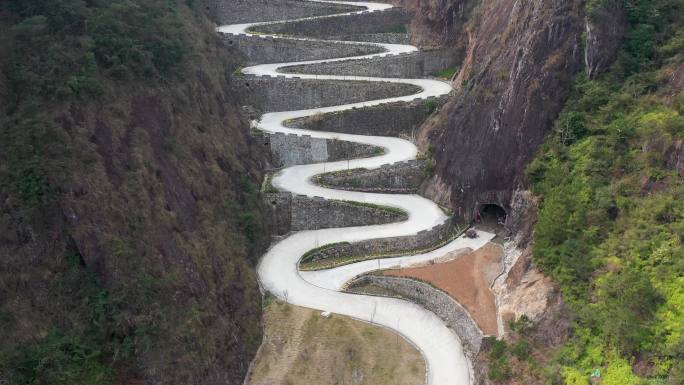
[{"left": 219, "top": 2, "right": 493, "bottom": 384}]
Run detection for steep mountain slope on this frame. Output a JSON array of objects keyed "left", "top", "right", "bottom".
[
  {"left": 403, "top": 0, "right": 684, "bottom": 383},
  {"left": 525, "top": 1, "right": 684, "bottom": 382},
  {"left": 0, "top": 1, "right": 270, "bottom": 384}
]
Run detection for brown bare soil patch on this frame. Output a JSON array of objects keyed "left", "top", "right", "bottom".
[
  {"left": 247, "top": 301, "right": 425, "bottom": 385},
  {"left": 383, "top": 243, "right": 504, "bottom": 335}
]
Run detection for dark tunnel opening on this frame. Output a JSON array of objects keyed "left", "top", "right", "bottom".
[{"left": 476, "top": 203, "right": 507, "bottom": 226}]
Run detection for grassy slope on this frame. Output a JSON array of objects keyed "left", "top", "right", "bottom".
[
  {"left": 247, "top": 301, "right": 425, "bottom": 385},
  {"left": 0, "top": 1, "right": 270, "bottom": 384},
  {"left": 491, "top": 1, "right": 684, "bottom": 384}
]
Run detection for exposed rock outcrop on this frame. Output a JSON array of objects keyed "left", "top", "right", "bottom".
[
  {"left": 416, "top": 0, "right": 584, "bottom": 222},
  {"left": 584, "top": 2, "right": 628, "bottom": 79},
  {"left": 495, "top": 248, "right": 569, "bottom": 340},
  {"left": 504, "top": 189, "right": 538, "bottom": 246},
  {"left": 669, "top": 139, "right": 684, "bottom": 177},
  {"left": 395, "top": 0, "right": 477, "bottom": 51}
]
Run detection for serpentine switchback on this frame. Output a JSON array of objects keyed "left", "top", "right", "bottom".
[{"left": 219, "top": 2, "right": 495, "bottom": 384}]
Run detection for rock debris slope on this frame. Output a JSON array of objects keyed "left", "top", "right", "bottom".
[{"left": 219, "top": 1, "right": 494, "bottom": 384}]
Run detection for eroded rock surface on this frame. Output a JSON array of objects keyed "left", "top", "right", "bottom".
[{"left": 416, "top": 0, "right": 584, "bottom": 221}]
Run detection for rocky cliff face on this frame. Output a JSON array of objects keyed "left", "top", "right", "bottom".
[
  {"left": 584, "top": 2, "right": 628, "bottom": 79},
  {"left": 410, "top": 0, "right": 585, "bottom": 221},
  {"left": 0, "top": 3, "right": 269, "bottom": 384},
  {"left": 408, "top": 0, "right": 629, "bottom": 221},
  {"left": 395, "top": 0, "right": 476, "bottom": 50}
]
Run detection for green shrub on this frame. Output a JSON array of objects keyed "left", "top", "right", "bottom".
[
  {"left": 563, "top": 367, "right": 590, "bottom": 385},
  {"left": 13, "top": 157, "right": 50, "bottom": 204},
  {"left": 424, "top": 99, "right": 437, "bottom": 114},
  {"left": 434, "top": 67, "right": 458, "bottom": 79},
  {"left": 488, "top": 338, "right": 506, "bottom": 358},
  {"left": 485, "top": 338, "right": 512, "bottom": 381},
  {"left": 237, "top": 177, "right": 268, "bottom": 254},
  {"left": 2, "top": 331, "right": 116, "bottom": 385},
  {"left": 385, "top": 24, "right": 408, "bottom": 34},
  {"left": 300, "top": 242, "right": 351, "bottom": 263},
  {"left": 556, "top": 111, "right": 588, "bottom": 145},
  {"left": 508, "top": 315, "right": 532, "bottom": 334},
  {"left": 511, "top": 340, "right": 531, "bottom": 361},
  {"left": 4, "top": 0, "right": 187, "bottom": 106},
  {"left": 603, "top": 356, "right": 640, "bottom": 385}
]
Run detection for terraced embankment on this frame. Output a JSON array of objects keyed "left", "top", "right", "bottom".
[{"left": 219, "top": 2, "right": 495, "bottom": 384}]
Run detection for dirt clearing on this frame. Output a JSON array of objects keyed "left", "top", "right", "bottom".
[{"left": 383, "top": 243, "right": 503, "bottom": 335}]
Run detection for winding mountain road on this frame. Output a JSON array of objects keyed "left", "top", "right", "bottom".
[{"left": 219, "top": 2, "right": 494, "bottom": 384}]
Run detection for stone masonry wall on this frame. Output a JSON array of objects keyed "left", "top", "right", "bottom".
[
  {"left": 265, "top": 192, "right": 293, "bottom": 235},
  {"left": 333, "top": 33, "right": 409, "bottom": 45},
  {"left": 252, "top": 8, "right": 411, "bottom": 39},
  {"left": 223, "top": 34, "right": 383, "bottom": 65},
  {"left": 307, "top": 218, "right": 453, "bottom": 261},
  {"left": 287, "top": 96, "right": 449, "bottom": 137},
  {"left": 326, "top": 139, "right": 381, "bottom": 163},
  {"left": 348, "top": 275, "right": 483, "bottom": 356},
  {"left": 316, "top": 160, "right": 428, "bottom": 193},
  {"left": 282, "top": 50, "right": 459, "bottom": 78},
  {"left": 256, "top": 132, "right": 382, "bottom": 168},
  {"left": 238, "top": 76, "right": 421, "bottom": 112},
  {"left": 267, "top": 133, "right": 328, "bottom": 167},
  {"left": 265, "top": 193, "right": 407, "bottom": 234},
  {"left": 210, "top": 0, "right": 362, "bottom": 24}
]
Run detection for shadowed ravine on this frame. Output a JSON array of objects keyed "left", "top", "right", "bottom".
[{"left": 219, "top": 2, "right": 495, "bottom": 384}]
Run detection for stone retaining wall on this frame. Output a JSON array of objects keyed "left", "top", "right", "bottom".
[
  {"left": 307, "top": 218, "right": 453, "bottom": 261},
  {"left": 316, "top": 160, "right": 428, "bottom": 193},
  {"left": 251, "top": 8, "right": 411, "bottom": 40},
  {"left": 326, "top": 139, "right": 381, "bottom": 163},
  {"left": 332, "top": 33, "right": 409, "bottom": 44},
  {"left": 223, "top": 34, "right": 383, "bottom": 65},
  {"left": 287, "top": 96, "right": 449, "bottom": 137},
  {"left": 265, "top": 193, "right": 406, "bottom": 234},
  {"left": 281, "top": 50, "right": 458, "bottom": 78},
  {"left": 210, "top": 0, "right": 361, "bottom": 24},
  {"left": 256, "top": 132, "right": 381, "bottom": 168},
  {"left": 348, "top": 275, "right": 483, "bottom": 356},
  {"left": 238, "top": 76, "right": 420, "bottom": 112}
]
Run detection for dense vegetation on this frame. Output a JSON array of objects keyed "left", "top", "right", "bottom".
[
  {"left": 525, "top": 0, "right": 684, "bottom": 383},
  {"left": 1, "top": 2, "right": 181, "bottom": 382},
  {"left": 0, "top": 1, "right": 268, "bottom": 384},
  {"left": 2, "top": 0, "right": 187, "bottom": 207}
]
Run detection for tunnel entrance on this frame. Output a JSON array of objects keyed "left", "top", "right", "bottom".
[{"left": 476, "top": 203, "right": 507, "bottom": 227}]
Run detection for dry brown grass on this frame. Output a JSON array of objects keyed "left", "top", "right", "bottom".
[
  {"left": 307, "top": 112, "right": 326, "bottom": 124},
  {"left": 247, "top": 301, "right": 425, "bottom": 385}
]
